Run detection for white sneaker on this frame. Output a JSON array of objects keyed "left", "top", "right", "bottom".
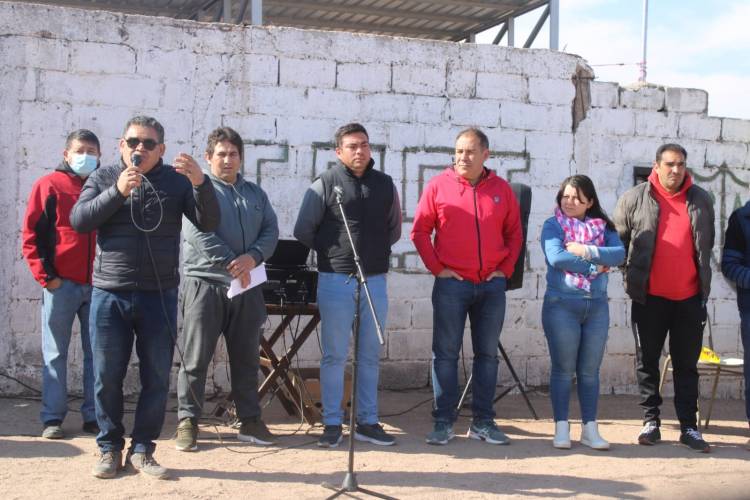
[
  {"left": 553, "top": 421, "right": 571, "bottom": 449},
  {"left": 580, "top": 421, "right": 609, "bottom": 450}
]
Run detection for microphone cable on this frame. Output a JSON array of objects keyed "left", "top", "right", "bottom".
[{"left": 127, "top": 154, "right": 206, "bottom": 422}]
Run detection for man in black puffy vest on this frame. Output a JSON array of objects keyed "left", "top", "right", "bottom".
[
  {"left": 71, "top": 116, "right": 220, "bottom": 479},
  {"left": 294, "top": 123, "right": 401, "bottom": 448}
]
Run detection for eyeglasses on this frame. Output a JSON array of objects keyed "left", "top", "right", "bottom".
[{"left": 125, "top": 137, "right": 159, "bottom": 151}]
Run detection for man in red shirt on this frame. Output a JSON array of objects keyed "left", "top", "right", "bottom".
[
  {"left": 614, "top": 143, "right": 715, "bottom": 452},
  {"left": 22, "top": 129, "right": 100, "bottom": 439},
  {"left": 411, "top": 128, "right": 522, "bottom": 446}
]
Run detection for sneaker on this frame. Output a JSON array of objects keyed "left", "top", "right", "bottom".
[
  {"left": 238, "top": 417, "right": 276, "bottom": 446},
  {"left": 82, "top": 421, "right": 100, "bottom": 435},
  {"left": 426, "top": 422, "right": 455, "bottom": 445},
  {"left": 126, "top": 451, "right": 169, "bottom": 479},
  {"left": 92, "top": 450, "right": 123, "bottom": 479},
  {"left": 637, "top": 421, "right": 661, "bottom": 445},
  {"left": 42, "top": 421, "right": 64, "bottom": 439},
  {"left": 680, "top": 428, "right": 710, "bottom": 453},
  {"left": 318, "top": 425, "right": 343, "bottom": 448},
  {"left": 175, "top": 418, "right": 198, "bottom": 452},
  {"left": 468, "top": 421, "right": 510, "bottom": 445},
  {"left": 354, "top": 423, "right": 396, "bottom": 446},
  {"left": 745, "top": 438, "right": 750, "bottom": 451}
]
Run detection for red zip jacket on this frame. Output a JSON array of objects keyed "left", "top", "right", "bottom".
[
  {"left": 22, "top": 163, "right": 96, "bottom": 286},
  {"left": 411, "top": 167, "right": 523, "bottom": 283}
]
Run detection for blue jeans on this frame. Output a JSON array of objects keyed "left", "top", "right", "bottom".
[
  {"left": 542, "top": 295, "right": 609, "bottom": 423},
  {"left": 89, "top": 287, "right": 177, "bottom": 453},
  {"left": 740, "top": 307, "right": 750, "bottom": 421},
  {"left": 317, "top": 272, "right": 388, "bottom": 426},
  {"left": 40, "top": 279, "right": 95, "bottom": 424},
  {"left": 431, "top": 277, "right": 507, "bottom": 424}
]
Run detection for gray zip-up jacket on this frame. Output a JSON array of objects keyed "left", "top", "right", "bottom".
[
  {"left": 613, "top": 178, "right": 714, "bottom": 304},
  {"left": 183, "top": 173, "right": 279, "bottom": 286}
]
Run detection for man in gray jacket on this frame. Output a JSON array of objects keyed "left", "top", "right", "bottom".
[
  {"left": 614, "top": 143, "right": 714, "bottom": 453},
  {"left": 175, "top": 127, "right": 279, "bottom": 452}
]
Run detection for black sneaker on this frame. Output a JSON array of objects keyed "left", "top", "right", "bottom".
[
  {"left": 637, "top": 421, "right": 661, "bottom": 445},
  {"left": 82, "top": 421, "right": 100, "bottom": 435},
  {"left": 318, "top": 425, "right": 343, "bottom": 448},
  {"left": 354, "top": 423, "right": 396, "bottom": 446},
  {"left": 680, "top": 428, "right": 710, "bottom": 453},
  {"left": 238, "top": 417, "right": 276, "bottom": 446}
]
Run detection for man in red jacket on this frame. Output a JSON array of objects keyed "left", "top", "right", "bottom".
[
  {"left": 22, "top": 129, "right": 100, "bottom": 439},
  {"left": 411, "top": 127, "right": 522, "bottom": 445},
  {"left": 614, "top": 144, "right": 714, "bottom": 453}
]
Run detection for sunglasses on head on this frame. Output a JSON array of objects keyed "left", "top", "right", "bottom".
[{"left": 125, "top": 137, "right": 159, "bottom": 151}]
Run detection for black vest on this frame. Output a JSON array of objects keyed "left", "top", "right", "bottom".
[{"left": 314, "top": 161, "right": 394, "bottom": 275}]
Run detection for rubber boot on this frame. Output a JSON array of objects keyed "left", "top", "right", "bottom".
[
  {"left": 553, "top": 421, "right": 571, "bottom": 449},
  {"left": 581, "top": 421, "right": 609, "bottom": 450}
]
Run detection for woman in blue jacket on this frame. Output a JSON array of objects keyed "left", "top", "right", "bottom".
[{"left": 541, "top": 175, "right": 624, "bottom": 450}]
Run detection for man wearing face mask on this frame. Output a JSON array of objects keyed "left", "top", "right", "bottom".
[
  {"left": 23, "top": 129, "right": 101, "bottom": 440},
  {"left": 71, "top": 116, "right": 220, "bottom": 479},
  {"left": 175, "top": 127, "right": 279, "bottom": 452}
]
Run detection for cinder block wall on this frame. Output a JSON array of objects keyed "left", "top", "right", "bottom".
[{"left": 2, "top": 1, "right": 749, "bottom": 398}]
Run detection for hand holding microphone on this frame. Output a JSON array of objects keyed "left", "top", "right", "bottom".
[{"left": 117, "top": 153, "right": 143, "bottom": 197}]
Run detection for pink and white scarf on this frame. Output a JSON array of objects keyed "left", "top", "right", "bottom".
[{"left": 554, "top": 207, "right": 606, "bottom": 292}]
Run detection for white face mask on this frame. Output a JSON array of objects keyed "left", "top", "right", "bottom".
[{"left": 69, "top": 153, "right": 98, "bottom": 177}]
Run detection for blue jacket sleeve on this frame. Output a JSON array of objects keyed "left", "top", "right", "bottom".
[
  {"left": 541, "top": 219, "right": 595, "bottom": 274},
  {"left": 721, "top": 210, "right": 750, "bottom": 289},
  {"left": 586, "top": 228, "right": 625, "bottom": 267}
]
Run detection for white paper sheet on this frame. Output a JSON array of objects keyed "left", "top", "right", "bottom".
[{"left": 227, "top": 263, "right": 267, "bottom": 298}]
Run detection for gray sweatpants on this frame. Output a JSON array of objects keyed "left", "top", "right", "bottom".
[{"left": 177, "top": 276, "right": 266, "bottom": 421}]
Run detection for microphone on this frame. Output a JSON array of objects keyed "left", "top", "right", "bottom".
[
  {"left": 333, "top": 185, "right": 344, "bottom": 204},
  {"left": 131, "top": 153, "right": 142, "bottom": 167}
]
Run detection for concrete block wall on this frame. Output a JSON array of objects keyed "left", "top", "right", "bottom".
[{"left": 2, "top": 1, "right": 749, "bottom": 401}]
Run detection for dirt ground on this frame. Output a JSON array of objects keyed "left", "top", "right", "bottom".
[{"left": 1, "top": 390, "right": 749, "bottom": 500}]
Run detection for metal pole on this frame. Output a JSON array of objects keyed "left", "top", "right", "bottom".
[
  {"left": 549, "top": 0, "right": 559, "bottom": 50},
  {"left": 223, "top": 0, "right": 232, "bottom": 22},
  {"left": 492, "top": 23, "right": 508, "bottom": 45},
  {"left": 251, "top": 0, "right": 263, "bottom": 25},
  {"left": 507, "top": 16, "right": 515, "bottom": 47},
  {"left": 523, "top": 5, "right": 550, "bottom": 49},
  {"left": 639, "top": 0, "right": 649, "bottom": 82}
]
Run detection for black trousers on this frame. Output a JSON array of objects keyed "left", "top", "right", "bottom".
[
  {"left": 632, "top": 294, "right": 705, "bottom": 429},
  {"left": 177, "top": 277, "right": 267, "bottom": 421}
]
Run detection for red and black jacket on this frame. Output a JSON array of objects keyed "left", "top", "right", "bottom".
[{"left": 22, "top": 162, "right": 95, "bottom": 286}]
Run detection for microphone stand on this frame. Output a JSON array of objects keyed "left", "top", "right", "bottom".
[{"left": 322, "top": 188, "right": 392, "bottom": 500}]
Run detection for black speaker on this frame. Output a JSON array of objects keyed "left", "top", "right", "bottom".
[{"left": 506, "top": 183, "right": 531, "bottom": 291}]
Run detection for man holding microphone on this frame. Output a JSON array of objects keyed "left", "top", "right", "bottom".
[{"left": 71, "top": 116, "right": 220, "bottom": 479}]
